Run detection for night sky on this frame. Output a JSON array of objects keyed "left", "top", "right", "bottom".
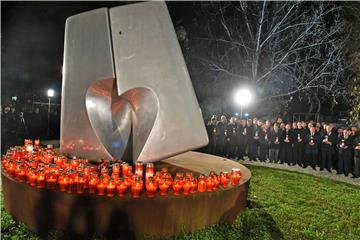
[{"left": 1, "top": 1, "right": 194, "bottom": 104}]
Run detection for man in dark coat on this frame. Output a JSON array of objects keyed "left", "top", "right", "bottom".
[
  {"left": 320, "top": 124, "right": 337, "bottom": 172},
  {"left": 304, "top": 125, "right": 321, "bottom": 169},
  {"left": 353, "top": 130, "right": 360, "bottom": 178},
  {"left": 225, "top": 117, "right": 237, "bottom": 158},
  {"left": 206, "top": 116, "right": 218, "bottom": 155},
  {"left": 248, "top": 120, "right": 261, "bottom": 161},
  {"left": 236, "top": 119, "right": 248, "bottom": 160},
  {"left": 281, "top": 123, "right": 293, "bottom": 165},
  {"left": 268, "top": 123, "right": 282, "bottom": 163},
  {"left": 259, "top": 125, "right": 269, "bottom": 162},
  {"left": 293, "top": 122, "right": 306, "bottom": 167},
  {"left": 337, "top": 128, "right": 354, "bottom": 176},
  {"left": 215, "top": 115, "right": 227, "bottom": 157}
]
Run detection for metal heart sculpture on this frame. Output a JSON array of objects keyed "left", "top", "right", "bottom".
[{"left": 60, "top": 2, "right": 208, "bottom": 163}]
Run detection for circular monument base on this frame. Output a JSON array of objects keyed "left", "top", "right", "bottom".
[{"left": 2, "top": 151, "right": 251, "bottom": 239}]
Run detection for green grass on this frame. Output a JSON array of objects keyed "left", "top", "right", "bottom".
[{"left": 2, "top": 165, "right": 360, "bottom": 240}]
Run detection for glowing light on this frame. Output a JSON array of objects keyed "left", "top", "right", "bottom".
[
  {"left": 234, "top": 88, "right": 252, "bottom": 106},
  {"left": 47, "top": 89, "right": 55, "bottom": 97}
]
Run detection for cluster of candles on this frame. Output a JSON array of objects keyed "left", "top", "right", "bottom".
[{"left": 1, "top": 140, "right": 242, "bottom": 199}]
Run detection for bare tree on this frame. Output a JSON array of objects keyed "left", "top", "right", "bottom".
[{"left": 187, "top": 1, "right": 348, "bottom": 114}]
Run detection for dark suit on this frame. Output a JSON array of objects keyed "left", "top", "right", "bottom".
[
  {"left": 248, "top": 126, "right": 261, "bottom": 160},
  {"left": 320, "top": 130, "right": 337, "bottom": 171},
  {"left": 304, "top": 131, "right": 321, "bottom": 169},
  {"left": 215, "top": 122, "right": 226, "bottom": 157},
  {"left": 268, "top": 129, "right": 282, "bottom": 163},
  {"left": 337, "top": 136, "right": 353, "bottom": 176},
  {"left": 281, "top": 129, "right": 294, "bottom": 165},
  {"left": 236, "top": 125, "right": 248, "bottom": 159},
  {"left": 293, "top": 128, "right": 306, "bottom": 166},
  {"left": 259, "top": 128, "right": 269, "bottom": 162}
]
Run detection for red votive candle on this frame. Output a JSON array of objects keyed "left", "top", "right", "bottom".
[
  {"left": 183, "top": 179, "right": 192, "bottom": 195},
  {"left": 231, "top": 168, "right": 241, "bottom": 186},
  {"left": 88, "top": 175, "right": 99, "bottom": 194},
  {"left": 145, "top": 177, "right": 158, "bottom": 198},
  {"left": 197, "top": 175, "right": 206, "bottom": 192},
  {"left": 159, "top": 178, "right": 170, "bottom": 196},
  {"left": 131, "top": 177, "right": 143, "bottom": 199},
  {"left": 135, "top": 161, "right": 143, "bottom": 178},
  {"left": 145, "top": 163, "right": 154, "bottom": 179},
  {"left": 46, "top": 173, "right": 57, "bottom": 189},
  {"left": 37, "top": 172, "right": 45, "bottom": 188},
  {"left": 97, "top": 181, "right": 107, "bottom": 196},
  {"left": 116, "top": 179, "right": 128, "bottom": 197},
  {"left": 58, "top": 175, "right": 69, "bottom": 192},
  {"left": 122, "top": 163, "right": 129, "bottom": 177},
  {"left": 220, "top": 172, "right": 229, "bottom": 188},
  {"left": 76, "top": 173, "right": 86, "bottom": 194},
  {"left": 206, "top": 176, "right": 214, "bottom": 192},
  {"left": 28, "top": 171, "right": 37, "bottom": 186},
  {"left": 172, "top": 178, "right": 182, "bottom": 196},
  {"left": 107, "top": 180, "right": 116, "bottom": 197},
  {"left": 190, "top": 177, "right": 197, "bottom": 193}
]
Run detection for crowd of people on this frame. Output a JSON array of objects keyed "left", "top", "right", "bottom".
[
  {"left": 1, "top": 103, "right": 60, "bottom": 154},
  {"left": 206, "top": 115, "right": 360, "bottom": 178}
]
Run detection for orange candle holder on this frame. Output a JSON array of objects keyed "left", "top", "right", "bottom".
[
  {"left": 183, "top": 179, "right": 192, "bottom": 195},
  {"left": 145, "top": 163, "right": 154, "bottom": 179},
  {"left": 135, "top": 161, "right": 143, "bottom": 178},
  {"left": 206, "top": 176, "right": 214, "bottom": 192},
  {"left": 131, "top": 177, "right": 143, "bottom": 199},
  {"left": 190, "top": 178, "right": 197, "bottom": 193},
  {"left": 159, "top": 178, "right": 170, "bottom": 196},
  {"left": 116, "top": 179, "right": 128, "bottom": 197},
  {"left": 76, "top": 173, "right": 86, "bottom": 194},
  {"left": 112, "top": 163, "right": 120, "bottom": 176},
  {"left": 16, "top": 168, "right": 27, "bottom": 182},
  {"left": 97, "top": 181, "right": 107, "bottom": 196},
  {"left": 197, "top": 175, "right": 206, "bottom": 192},
  {"left": 46, "top": 173, "right": 57, "bottom": 189},
  {"left": 172, "top": 178, "right": 182, "bottom": 196},
  {"left": 37, "top": 172, "right": 45, "bottom": 188},
  {"left": 107, "top": 181, "right": 116, "bottom": 197},
  {"left": 145, "top": 177, "right": 158, "bottom": 198},
  {"left": 28, "top": 171, "right": 37, "bottom": 186},
  {"left": 220, "top": 172, "right": 229, "bottom": 188},
  {"left": 231, "top": 169, "right": 241, "bottom": 186},
  {"left": 212, "top": 175, "right": 220, "bottom": 190},
  {"left": 88, "top": 175, "right": 99, "bottom": 194},
  {"left": 58, "top": 175, "right": 69, "bottom": 191},
  {"left": 121, "top": 163, "right": 129, "bottom": 177}
]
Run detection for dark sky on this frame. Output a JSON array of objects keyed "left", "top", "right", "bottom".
[{"left": 1, "top": 1, "right": 194, "bottom": 104}]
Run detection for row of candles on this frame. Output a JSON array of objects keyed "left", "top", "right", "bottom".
[{"left": 1, "top": 140, "right": 242, "bottom": 199}]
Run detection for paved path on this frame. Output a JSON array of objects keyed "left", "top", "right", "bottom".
[{"left": 236, "top": 158, "right": 360, "bottom": 187}]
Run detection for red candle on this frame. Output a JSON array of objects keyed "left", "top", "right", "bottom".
[
  {"left": 116, "top": 179, "right": 128, "bottom": 197},
  {"left": 183, "top": 179, "right": 192, "bottom": 195},
  {"left": 159, "top": 178, "right": 170, "bottom": 196},
  {"left": 220, "top": 172, "right": 229, "bottom": 188},
  {"left": 7, "top": 162, "right": 15, "bottom": 176},
  {"left": 122, "top": 163, "right": 129, "bottom": 177},
  {"left": 197, "top": 175, "right": 206, "bottom": 192},
  {"left": 34, "top": 139, "right": 40, "bottom": 148},
  {"left": 131, "top": 177, "right": 143, "bottom": 199},
  {"left": 172, "top": 178, "right": 182, "bottom": 196},
  {"left": 37, "top": 172, "right": 45, "bottom": 188},
  {"left": 16, "top": 168, "right": 27, "bottom": 182},
  {"left": 190, "top": 177, "right": 197, "bottom": 193},
  {"left": 112, "top": 163, "right": 120, "bottom": 176},
  {"left": 97, "top": 181, "right": 107, "bottom": 196},
  {"left": 212, "top": 175, "right": 220, "bottom": 190},
  {"left": 28, "top": 171, "right": 37, "bottom": 186},
  {"left": 135, "top": 161, "right": 143, "bottom": 178},
  {"left": 206, "top": 176, "right": 214, "bottom": 192},
  {"left": 231, "top": 169, "right": 241, "bottom": 186},
  {"left": 145, "top": 163, "right": 154, "bottom": 179},
  {"left": 58, "top": 175, "right": 69, "bottom": 191},
  {"left": 107, "top": 181, "right": 116, "bottom": 197},
  {"left": 76, "top": 173, "right": 86, "bottom": 194},
  {"left": 46, "top": 173, "right": 57, "bottom": 189},
  {"left": 88, "top": 176, "right": 98, "bottom": 194},
  {"left": 145, "top": 177, "right": 158, "bottom": 198}
]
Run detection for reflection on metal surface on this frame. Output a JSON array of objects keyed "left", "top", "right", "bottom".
[{"left": 61, "top": 2, "right": 208, "bottom": 163}]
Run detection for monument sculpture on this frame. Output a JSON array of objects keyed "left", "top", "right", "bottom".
[{"left": 60, "top": 2, "right": 208, "bottom": 163}]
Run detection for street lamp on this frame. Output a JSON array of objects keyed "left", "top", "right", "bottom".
[
  {"left": 234, "top": 88, "right": 252, "bottom": 119},
  {"left": 47, "top": 89, "right": 55, "bottom": 136}
]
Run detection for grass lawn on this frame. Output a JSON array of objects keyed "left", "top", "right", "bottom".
[{"left": 1, "top": 165, "right": 360, "bottom": 240}]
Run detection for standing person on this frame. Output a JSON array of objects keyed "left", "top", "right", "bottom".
[
  {"left": 320, "top": 124, "right": 337, "bottom": 172},
  {"left": 281, "top": 123, "right": 293, "bottom": 165},
  {"left": 236, "top": 119, "right": 248, "bottom": 160},
  {"left": 248, "top": 119, "right": 260, "bottom": 161},
  {"left": 1, "top": 105, "right": 11, "bottom": 154},
  {"left": 225, "top": 117, "right": 237, "bottom": 158},
  {"left": 245, "top": 118, "right": 254, "bottom": 158},
  {"left": 8, "top": 105, "right": 18, "bottom": 147},
  {"left": 353, "top": 131, "right": 360, "bottom": 178},
  {"left": 268, "top": 123, "right": 282, "bottom": 163},
  {"left": 28, "top": 107, "right": 44, "bottom": 139},
  {"left": 206, "top": 116, "right": 218, "bottom": 155},
  {"left": 304, "top": 125, "right": 320, "bottom": 169},
  {"left": 259, "top": 124, "right": 269, "bottom": 162},
  {"left": 215, "top": 115, "right": 227, "bottom": 157},
  {"left": 293, "top": 122, "right": 306, "bottom": 167},
  {"left": 16, "top": 111, "right": 29, "bottom": 145},
  {"left": 337, "top": 128, "right": 354, "bottom": 177}
]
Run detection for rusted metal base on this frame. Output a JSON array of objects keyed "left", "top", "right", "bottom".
[{"left": 2, "top": 151, "right": 251, "bottom": 239}]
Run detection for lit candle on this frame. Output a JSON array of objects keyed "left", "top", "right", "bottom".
[
  {"left": 34, "top": 139, "right": 40, "bottom": 148},
  {"left": 107, "top": 180, "right": 116, "bottom": 197},
  {"left": 206, "top": 176, "right": 214, "bottom": 192},
  {"left": 116, "top": 179, "right": 128, "bottom": 197},
  {"left": 88, "top": 175, "right": 98, "bottom": 194},
  {"left": 76, "top": 173, "right": 86, "bottom": 194},
  {"left": 28, "top": 171, "right": 37, "bottom": 186},
  {"left": 145, "top": 163, "right": 154, "bottom": 179},
  {"left": 112, "top": 163, "right": 120, "bottom": 177},
  {"left": 182, "top": 179, "right": 192, "bottom": 195},
  {"left": 159, "top": 178, "right": 170, "bottom": 196},
  {"left": 220, "top": 172, "right": 229, "bottom": 189},
  {"left": 231, "top": 168, "right": 241, "bottom": 186},
  {"left": 97, "top": 181, "right": 107, "bottom": 196},
  {"left": 135, "top": 161, "right": 143, "bottom": 178},
  {"left": 37, "top": 172, "right": 45, "bottom": 188},
  {"left": 190, "top": 177, "right": 197, "bottom": 193},
  {"left": 58, "top": 175, "right": 69, "bottom": 191},
  {"left": 131, "top": 177, "right": 143, "bottom": 199},
  {"left": 197, "top": 175, "right": 206, "bottom": 193},
  {"left": 172, "top": 178, "right": 182, "bottom": 196},
  {"left": 122, "top": 163, "right": 129, "bottom": 177},
  {"left": 212, "top": 175, "right": 220, "bottom": 190},
  {"left": 46, "top": 173, "right": 57, "bottom": 189},
  {"left": 16, "top": 168, "right": 26, "bottom": 182},
  {"left": 145, "top": 177, "right": 158, "bottom": 198}
]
